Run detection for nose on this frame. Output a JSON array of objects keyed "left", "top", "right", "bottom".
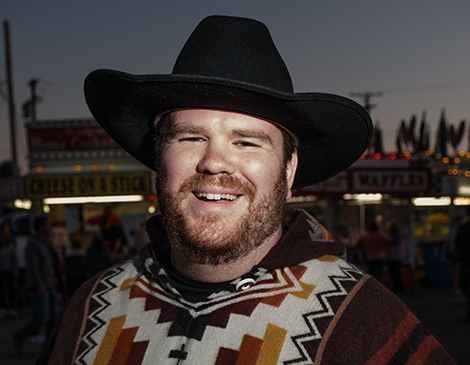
[{"left": 197, "top": 141, "right": 235, "bottom": 175}]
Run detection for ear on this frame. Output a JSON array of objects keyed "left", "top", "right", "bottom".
[{"left": 285, "top": 150, "right": 298, "bottom": 200}]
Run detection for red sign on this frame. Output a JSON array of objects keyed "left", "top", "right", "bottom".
[
  {"left": 27, "top": 120, "right": 121, "bottom": 153},
  {"left": 0, "top": 177, "right": 24, "bottom": 200}
]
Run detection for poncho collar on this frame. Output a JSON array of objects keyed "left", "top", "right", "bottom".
[{"left": 140, "top": 209, "right": 345, "bottom": 287}]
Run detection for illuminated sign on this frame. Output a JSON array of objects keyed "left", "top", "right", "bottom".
[
  {"left": 25, "top": 172, "right": 152, "bottom": 198},
  {"left": 294, "top": 168, "right": 432, "bottom": 196},
  {"left": 350, "top": 168, "right": 432, "bottom": 194}
]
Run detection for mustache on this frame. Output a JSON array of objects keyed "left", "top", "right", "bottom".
[{"left": 178, "top": 174, "right": 255, "bottom": 200}]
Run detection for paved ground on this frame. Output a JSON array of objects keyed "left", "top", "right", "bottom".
[
  {"left": 0, "top": 288, "right": 468, "bottom": 364},
  {"left": 1, "top": 306, "right": 44, "bottom": 365}
]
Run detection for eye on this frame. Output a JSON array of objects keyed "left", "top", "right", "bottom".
[
  {"left": 235, "top": 140, "right": 259, "bottom": 147},
  {"left": 179, "top": 136, "right": 205, "bottom": 142}
]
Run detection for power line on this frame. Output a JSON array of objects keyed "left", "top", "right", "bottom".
[
  {"left": 382, "top": 80, "right": 470, "bottom": 95},
  {"left": 350, "top": 80, "right": 470, "bottom": 117}
]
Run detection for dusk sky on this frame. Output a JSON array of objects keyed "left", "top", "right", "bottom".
[{"left": 2, "top": 1, "right": 470, "bottom": 174}]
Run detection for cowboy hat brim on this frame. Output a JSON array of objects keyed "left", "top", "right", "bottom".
[{"left": 85, "top": 69, "right": 372, "bottom": 189}]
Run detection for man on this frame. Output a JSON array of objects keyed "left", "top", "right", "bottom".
[
  {"left": 39, "top": 16, "right": 455, "bottom": 364},
  {"left": 75, "top": 204, "right": 126, "bottom": 254},
  {"left": 355, "top": 221, "right": 391, "bottom": 282},
  {"left": 12, "top": 216, "right": 61, "bottom": 355}
]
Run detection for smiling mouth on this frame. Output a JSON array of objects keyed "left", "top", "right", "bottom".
[{"left": 194, "top": 192, "right": 239, "bottom": 201}]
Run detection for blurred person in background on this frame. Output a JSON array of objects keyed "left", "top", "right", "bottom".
[
  {"left": 442, "top": 216, "right": 466, "bottom": 304},
  {"left": 83, "top": 233, "right": 113, "bottom": 279},
  {"left": 1, "top": 220, "right": 17, "bottom": 250},
  {"left": 355, "top": 221, "right": 391, "bottom": 282},
  {"left": 0, "top": 222, "right": 19, "bottom": 319},
  {"left": 47, "top": 236, "right": 68, "bottom": 306},
  {"left": 75, "top": 204, "right": 126, "bottom": 254},
  {"left": 386, "top": 222, "right": 406, "bottom": 296},
  {"left": 12, "top": 216, "right": 61, "bottom": 355}
]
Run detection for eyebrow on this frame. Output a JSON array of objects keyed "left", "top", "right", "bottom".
[
  {"left": 232, "top": 129, "right": 274, "bottom": 146},
  {"left": 165, "top": 125, "right": 205, "bottom": 139}
]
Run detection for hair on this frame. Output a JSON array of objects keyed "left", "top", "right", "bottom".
[
  {"left": 154, "top": 111, "right": 297, "bottom": 171},
  {"left": 280, "top": 127, "right": 297, "bottom": 166},
  {"left": 388, "top": 222, "right": 399, "bottom": 235},
  {"left": 33, "top": 216, "right": 49, "bottom": 232},
  {"left": 368, "top": 221, "right": 378, "bottom": 232},
  {"left": 0, "top": 220, "right": 11, "bottom": 233}
]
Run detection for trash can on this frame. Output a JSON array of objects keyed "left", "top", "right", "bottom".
[{"left": 420, "top": 242, "right": 452, "bottom": 288}]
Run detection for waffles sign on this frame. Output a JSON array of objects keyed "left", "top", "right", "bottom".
[
  {"left": 350, "top": 168, "right": 432, "bottom": 194},
  {"left": 294, "top": 168, "right": 432, "bottom": 196},
  {"left": 26, "top": 172, "right": 151, "bottom": 198}
]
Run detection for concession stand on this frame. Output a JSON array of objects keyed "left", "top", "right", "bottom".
[
  {"left": 24, "top": 119, "right": 155, "bottom": 255},
  {"left": 288, "top": 155, "right": 434, "bottom": 289}
]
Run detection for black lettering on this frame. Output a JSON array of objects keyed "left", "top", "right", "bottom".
[
  {"left": 30, "top": 179, "right": 39, "bottom": 195},
  {"left": 78, "top": 177, "right": 95, "bottom": 194},
  {"left": 121, "top": 176, "right": 130, "bottom": 193},
  {"left": 99, "top": 177, "right": 107, "bottom": 193},
  {"left": 381, "top": 175, "right": 388, "bottom": 187},
  {"left": 136, "top": 176, "right": 145, "bottom": 191},
  {"left": 68, "top": 178, "right": 74, "bottom": 195},
  {"left": 417, "top": 175, "right": 424, "bottom": 186},
  {"left": 371, "top": 175, "right": 379, "bottom": 186},
  {"left": 358, "top": 174, "right": 371, "bottom": 185},
  {"left": 36, "top": 179, "right": 44, "bottom": 195},
  {"left": 111, "top": 177, "right": 118, "bottom": 193},
  {"left": 52, "top": 178, "right": 59, "bottom": 195},
  {"left": 78, "top": 178, "right": 86, "bottom": 194}
]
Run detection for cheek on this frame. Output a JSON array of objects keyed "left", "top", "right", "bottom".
[
  {"left": 241, "top": 155, "right": 283, "bottom": 189},
  {"left": 163, "top": 150, "right": 199, "bottom": 190}
]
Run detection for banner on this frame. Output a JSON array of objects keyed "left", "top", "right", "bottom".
[{"left": 27, "top": 120, "right": 120, "bottom": 153}]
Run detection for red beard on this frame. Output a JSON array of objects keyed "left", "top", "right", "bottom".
[{"left": 156, "top": 172, "right": 288, "bottom": 265}]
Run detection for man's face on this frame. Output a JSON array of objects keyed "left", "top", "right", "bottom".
[{"left": 155, "top": 109, "right": 297, "bottom": 265}]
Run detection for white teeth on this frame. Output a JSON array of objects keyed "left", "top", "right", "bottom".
[{"left": 196, "top": 192, "right": 238, "bottom": 201}]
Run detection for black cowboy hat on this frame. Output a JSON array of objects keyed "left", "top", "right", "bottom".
[{"left": 84, "top": 15, "right": 372, "bottom": 189}]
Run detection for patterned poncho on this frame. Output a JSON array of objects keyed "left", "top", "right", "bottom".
[{"left": 38, "top": 209, "right": 455, "bottom": 364}]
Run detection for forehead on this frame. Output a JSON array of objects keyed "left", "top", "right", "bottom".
[{"left": 166, "top": 109, "right": 285, "bottom": 139}]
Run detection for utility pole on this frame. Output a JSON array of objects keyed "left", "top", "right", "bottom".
[
  {"left": 350, "top": 91, "right": 383, "bottom": 154},
  {"left": 28, "top": 78, "right": 40, "bottom": 122},
  {"left": 349, "top": 91, "right": 383, "bottom": 114},
  {"left": 3, "top": 20, "right": 18, "bottom": 177}
]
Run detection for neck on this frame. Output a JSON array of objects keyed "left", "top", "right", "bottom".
[{"left": 170, "top": 226, "right": 283, "bottom": 283}]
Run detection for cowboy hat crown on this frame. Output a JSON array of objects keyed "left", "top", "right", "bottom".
[{"left": 173, "top": 15, "right": 293, "bottom": 92}]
